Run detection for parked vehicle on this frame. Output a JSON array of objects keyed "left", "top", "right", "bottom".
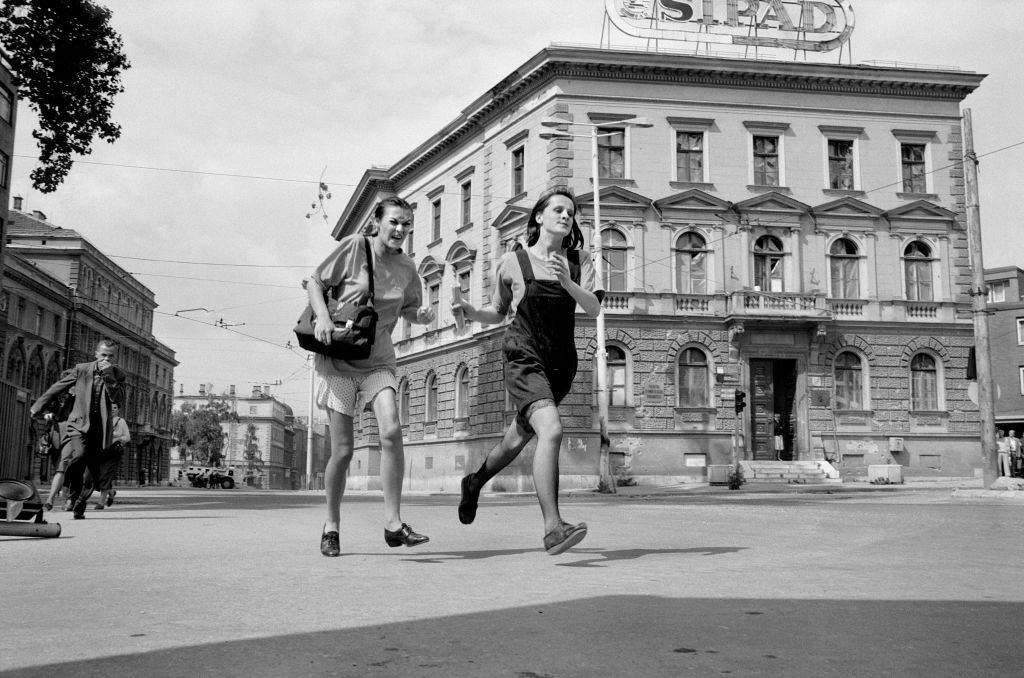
[{"left": 185, "top": 465, "right": 237, "bottom": 489}]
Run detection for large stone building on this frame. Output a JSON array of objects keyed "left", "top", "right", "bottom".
[
  {"left": 329, "top": 44, "right": 986, "bottom": 489},
  {"left": 3, "top": 207, "right": 177, "bottom": 484},
  {"left": 985, "top": 266, "right": 1024, "bottom": 433}
]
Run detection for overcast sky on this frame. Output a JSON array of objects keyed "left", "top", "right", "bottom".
[{"left": 8, "top": 1, "right": 1022, "bottom": 420}]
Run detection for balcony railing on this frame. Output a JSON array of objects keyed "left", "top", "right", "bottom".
[{"left": 729, "top": 291, "right": 831, "bottom": 319}]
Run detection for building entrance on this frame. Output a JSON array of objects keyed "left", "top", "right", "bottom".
[{"left": 750, "top": 359, "right": 797, "bottom": 461}]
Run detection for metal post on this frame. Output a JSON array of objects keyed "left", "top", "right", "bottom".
[
  {"left": 962, "top": 109, "right": 997, "bottom": 486},
  {"left": 591, "top": 127, "right": 615, "bottom": 494},
  {"left": 306, "top": 355, "right": 315, "bottom": 490}
]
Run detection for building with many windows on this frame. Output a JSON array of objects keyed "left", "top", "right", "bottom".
[
  {"left": 3, "top": 206, "right": 177, "bottom": 484},
  {"left": 332, "top": 45, "right": 986, "bottom": 489},
  {"left": 172, "top": 384, "right": 300, "bottom": 490},
  {"left": 985, "top": 266, "right": 1024, "bottom": 433}
]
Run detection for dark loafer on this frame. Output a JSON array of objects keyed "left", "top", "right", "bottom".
[
  {"left": 458, "top": 473, "right": 480, "bottom": 525},
  {"left": 543, "top": 521, "right": 588, "bottom": 555},
  {"left": 385, "top": 523, "right": 429, "bottom": 548},
  {"left": 320, "top": 529, "right": 341, "bottom": 557}
]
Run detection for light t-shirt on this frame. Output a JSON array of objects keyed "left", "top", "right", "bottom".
[
  {"left": 492, "top": 247, "right": 599, "bottom": 318},
  {"left": 309, "top": 234, "right": 422, "bottom": 376}
]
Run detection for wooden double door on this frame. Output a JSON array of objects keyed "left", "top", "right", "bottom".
[{"left": 749, "top": 358, "right": 797, "bottom": 461}]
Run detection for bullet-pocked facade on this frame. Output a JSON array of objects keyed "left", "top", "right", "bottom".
[{"left": 333, "top": 45, "right": 986, "bottom": 490}]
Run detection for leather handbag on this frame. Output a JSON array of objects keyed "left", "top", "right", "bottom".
[{"left": 294, "top": 237, "right": 378, "bottom": 360}]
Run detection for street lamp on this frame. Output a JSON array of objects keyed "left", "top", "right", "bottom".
[{"left": 538, "top": 116, "right": 653, "bottom": 493}]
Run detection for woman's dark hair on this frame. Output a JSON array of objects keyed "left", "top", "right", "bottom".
[
  {"left": 525, "top": 186, "right": 584, "bottom": 250},
  {"left": 373, "top": 196, "right": 413, "bottom": 221}
]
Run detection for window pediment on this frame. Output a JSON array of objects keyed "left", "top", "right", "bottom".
[
  {"left": 654, "top": 189, "right": 731, "bottom": 214},
  {"left": 733, "top": 191, "right": 809, "bottom": 215}
]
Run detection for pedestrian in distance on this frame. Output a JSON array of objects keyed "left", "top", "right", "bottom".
[
  {"left": 29, "top": 339, "right": 126, "bottom": 519},
  {"left": 451, "top": 186, "right": 602, "bottom": 555},
  {"left": 82, "top": 402, "right": 130, "bottom": 510},
  {"left": 996, "top": 429, "right": 1012, "bottom": 477},
  {"left": 306, "top": 196, "right": 435, "bottom": 557},
  {"left": 1007, "top": 429, "right": 1023, "bottom": 478}
]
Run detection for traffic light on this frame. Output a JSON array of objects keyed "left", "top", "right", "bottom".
[{"left": 734, "top": 389, "right": 746, "bottom": 414}]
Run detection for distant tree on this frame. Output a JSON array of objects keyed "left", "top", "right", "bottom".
[
  {"left": 0, "top": 0, "right": 130, "bottom": 192},
  {"left": 242, "top": 423, "right": 264, "bottom": 485},
  {"left": 170, "top": 399, "right": 237, "bottom": 466}
]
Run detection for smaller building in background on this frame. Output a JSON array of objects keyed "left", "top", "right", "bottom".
[
  {"left": 172, "top": 384, "right": 306, "bottom": 490},
  {"left": 985, "top": 266, "right": 1024, "bottom": 432}
]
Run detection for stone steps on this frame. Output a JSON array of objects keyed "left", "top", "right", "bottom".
[{"left": 739, "top": 460, "right": 841, "bottom": 484}]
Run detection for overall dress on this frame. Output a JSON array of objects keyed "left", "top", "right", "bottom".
[{"left": 503, "top": 247, "right": 581, "bottom": 431}]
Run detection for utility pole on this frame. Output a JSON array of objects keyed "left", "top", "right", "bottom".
[
  {"left": 962, "top": 109, "right": 997, "bottom": 486},
  {"left": 306, "top": 355, "right": 315, "bottom": 490}
]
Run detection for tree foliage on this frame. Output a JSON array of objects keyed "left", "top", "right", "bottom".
[
  {"left": 242, "top": 423, "right": 263, "bottom": 481},
  {"left": 171, "top": 400, "right": 237, "bottom": 467},
  {"left": 0, "top": 0, "right": 130, "bottom": 192}
]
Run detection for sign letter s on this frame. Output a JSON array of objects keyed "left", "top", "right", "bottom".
[{"left": 658, "top": 0, "right": 695, "bottom": 22}]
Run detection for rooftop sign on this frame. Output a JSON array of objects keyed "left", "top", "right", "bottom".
[{"left": 605, "top": 0, "right": 855, "bottom": 53}]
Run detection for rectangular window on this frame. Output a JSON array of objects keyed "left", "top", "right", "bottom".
[
  {"left": 752, "top": 136, "right": 779, "bottom": 186},
  {"left": 675, "top": 131, "right": 704, "bottom": 183},
  {"left": 461, "top": 181, "right": 472, "bottom": 228},
  {"left": 597, "top": 127, "right": 625, "bottom": 179},
  {"left": 1020, "top": 367, "right": 1024, "bottom": 396},
  {"left": 827, "top": 139, "right": 855, "bottom": 190},
  {"left": 0, "top": 150, "right": 9, "bottom": 188},
  {"left": 428, "top": 284, "right": 439, "bottom": 330},
  {"left": 608, "top": 364, "right": 627, "bottom": 407},
  {"left": 431, "top": 199, "right": 441, "bottom": 242},
  {"left": 424, "top": 457, "right": 433, "bottom": 470},
  {"left": 988, "top": 281, "right": 1007, "bottom": 304},
  {"left": 511, "top": 146, "right": 525, "bottom": 196},
  {"left": 1017, "top": 319, "right": 1024, "bottom": 345},
  {"left": 901, "top": 143, "right": 927, "bottom": 193},
  {"left": 905, "top": 260, "right": 933, "bottom": 301},
  {"left": 0, "top": 84, "right": 11, "bottom": 124}
]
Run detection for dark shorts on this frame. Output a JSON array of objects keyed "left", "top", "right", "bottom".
[
  {"left": 93, "top": 448, "right": 123, "bottom": 491},
  {"left": 504, "top": 345, "right": 577, "bottom": 431}
]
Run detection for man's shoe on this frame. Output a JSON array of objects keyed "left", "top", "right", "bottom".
[
  {"left": 320, "top": 529, "right": 341, "bottom": 557},
  {"left": 458, "top": 473, "right": 480, "bottom": 525},
  {"left": 384, "top": 523, "right": 429, "bottom": 548},
  {"left": 543, "top": 521, "right": 588, "bottom": 555},
  {"left": 106, "top": 489, "right": 116, "bottom": 507},
  {"left": 93, "top": 504, "right": 105, "bottom": 510},
  {"left": 72, "top": 512, "right": 85, "bottom": 520}
]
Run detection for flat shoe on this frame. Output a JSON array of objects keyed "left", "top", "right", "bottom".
[
  {"left": 320, "top": 529, "right": 341, "bottom": 557},
  {"left": 458, "top": 473, "right": 479, "bottom": 525},
  {"left": 543, "top": 521, "right": 587, "bottom": 555},
  {"left": 106, "top": 489, "right": 116, "bottom": 507},
  {"left": 384, "top": 523, "right": 429, "bottom": 548}
]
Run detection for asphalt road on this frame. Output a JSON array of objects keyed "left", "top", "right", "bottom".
[{"left": 2, "top": 485, "right": 1022, "bottom": 677}]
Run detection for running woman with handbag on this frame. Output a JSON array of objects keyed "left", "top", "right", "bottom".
[
  {"left": 451, "top": 187, "right": 602, "bottom": 555},
  {"left": 305, "top": 196, "right": 435, "bottom": 557}
]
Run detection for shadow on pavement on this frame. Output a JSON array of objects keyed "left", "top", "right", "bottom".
[
  {"left": 365, "top": 546, "right": 747, "bottom": 565},
  {"left": 3, "top": 595, "right": 1018, "bottom": 677}
]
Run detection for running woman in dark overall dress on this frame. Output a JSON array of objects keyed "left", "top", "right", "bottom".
[{"left": 451, "top": 187, "right": 602, "bottom": 554}]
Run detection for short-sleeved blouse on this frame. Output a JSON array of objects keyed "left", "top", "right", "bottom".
[
  {"left": 309, "top": 234, "right": 422, "bottom": 376},
  {"left": 492, "top": 247, "right": 599, "bottom": 318}
]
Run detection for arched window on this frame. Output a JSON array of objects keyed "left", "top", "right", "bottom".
[
  {"left": 26, "top": 349, "right": 44, "bottom": 396},
  {"left": 903, "top": 241, "right": 934, "bottom": 301},
  {"left": 455, "top": 365, "right": 470, "bottom": 419},
  {"left": 910, "top": 353, "right": 939, "bottom": 410},
  {"left": 753, "top": 235, "right": 784, "bottom": 292},
  {"left": 425, "top": 372, "right": 438, "bottom": 421},
  {"left": 829, "top": 238, "right": 860, "bottom": 299},
  {"left": 6, "top": 343, "right": 26, "bottom": 386},
  {"left": 398, "top": 378, "right": 410, "bottom": 425},
  {"left": 601, "top": 228, "right": 628, "bottom": 292},
  {"left": 151, "top": 393, "right": 160, "bottom": 426},
  {"left": 674, "top": 232, "right": 708, "bottom": 294},
  {"left": 606, "top": 344, "right": 628, "bottom": 407},
  {"left": 834, "top": 351, "right": 864, "bottom": 410},
  {"left": 676, "top": 347, "right": 709, "bottom": 407}
]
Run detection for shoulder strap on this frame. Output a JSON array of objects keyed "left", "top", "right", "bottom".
[
  {"left": 363, "top": 237, "right": 375, "bottom": 301},
  {"left": 514, "top": 247, "right": 534, "bottom": 282},
  {"left": 566, "top": 248, "right": 581, "bottom": 284}
]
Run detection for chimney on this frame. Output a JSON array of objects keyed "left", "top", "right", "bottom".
[
  {"left": 198, "top": 383, "right": 206, "bottom": 397},
  {"left": 263, "top": 385, "right": 271, "bottom": 397},
  {"left": 229, "top": 384, "right": 236, "bottom": 396},
  {"left": 12, "top": 195, "right": 23, "bottom": 211},
  {"left": 252, "top": 385, "right": 261, "bottom": 398}
]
